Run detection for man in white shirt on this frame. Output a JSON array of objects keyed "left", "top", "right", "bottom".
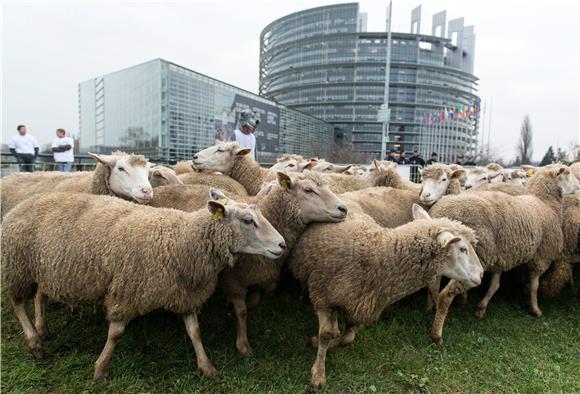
[
  {"left": 51, "top": 128, "right": 74, "bottom": 172},
  {"left": 232, "top": 110, "right": 259, "bottom": 161},
  {"left": 9, "top": 125, "right": 39, "bottom": 172}
]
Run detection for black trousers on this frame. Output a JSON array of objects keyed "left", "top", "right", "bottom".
[{"left": 17, "top": 154, "right": 36, "bottom": 172}]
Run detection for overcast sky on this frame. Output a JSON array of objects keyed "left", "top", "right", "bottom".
[{"left": 2, "top": 0, "right": 578, "bottom": 161}]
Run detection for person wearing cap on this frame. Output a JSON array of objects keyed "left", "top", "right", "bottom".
[
  {"left": 455, "top": 154, "right": 465, "bottom": 166},
  {"left": 408, "top": 149, "right": 425, "bottom": 166},
  {"left": 426, "top": 152, "right": 438, "bottom": 166},
  {"left": 233, "top": 109, "right": 260, "bottom": 160},
  {"left": 385, "top": 149, "right": 397, "bottom": 162},
  {"left": 397, "top": 150, "right": 409, "bottom": 165}
]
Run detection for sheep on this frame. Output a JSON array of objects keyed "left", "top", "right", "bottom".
[
  {"left": 304, "top": 159, "right": 352, "bottom": 174},
  {"left": 571, "top": 162, "right": 580, "bottom": 181},
  {"left": 485, "top": 163, "right": 504, "bottom": 183},
  {"left": 1, "top": 152, "right": 153, "bottom": 219},
  {"left": 429, "top": 165, "right": 579, "bottom": 345},
  {"left": 173, "top": 160, "right": 195, "bottom": 174},
  {"left": 193, "top": 142, "right": 391, "bottom": 195},
  {"left": 268, "top": 154, "right": 305, "bottom": 173},
  {"left": 467, "top": 182, "right": 526, "bottom": 196},
  {"left": 540, "top": 193, "right": 580, "bottom": 297},
  {"left": 178, "top": 171, "right": 248, "bottom": 197},
  {"left": 2, "top": 189, "right": 285, "bottom": 380},
  {"left": 219, "top": 171, "right": 348, "bottom": 355},
  {"left": 464, "top": 167, "right": 489, "bottom": 189},
  {"left": 504, "top": 169, "right": 528, "bottom": 185},
  {"left": 287, "top": 204, "right": 484, "bottom": 388},
  {"left": 148, "top": 165, "right": 184, "bottom": 188}
]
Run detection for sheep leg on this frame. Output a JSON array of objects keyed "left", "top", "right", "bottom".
[
  {"left": 425, "top": 276, "right": 441, "bottom": 312},
  {"left": 246, "top": 289, "right": 262, "bottom": 309},
  {"left": 34, "top": 292, "right": 50, "bottom": 341},
  {"left": 431, "top": 280, "right": 465, "bottom": 345},
  {"left": 475, "top": 272, "right": 501, "bottom": 320},
  {"left": 11, "top": 299, "right": 43, "bottom": 360},
  {"left": 529, "top": 270, "right": 543, "bottom": 317},
  {"left": 310, "top": 318, "right": 358, "bottom": 350},
  {"left": 311, "top": 310, "right": 339, "bottom": 389},
  {"left": 183, "top": 314, "right": 220, "bottom": 379},
  {"left": 93, "top": 320, "right": 126, "bottom": 381},
  {"left": 232, "top": 297, "right": 253, "bottom": 355}
]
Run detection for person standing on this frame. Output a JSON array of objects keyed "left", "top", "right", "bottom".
[
  {"left": 232, "top": 110, "right": 259, "bottom": 161},
  {"left": 426, "top": 152, "right": 438, "bottom": 166},
  {"left": 385, "top": 149, "right": 397, "bottom": 162},
  {"left": 455, "top": 154, "right": 465, "bottom": 166},
  {"left": 51, "top": 128, "right": 74, "bottom": 172},
  {"left": 9, "top": 125, "right": 39, "bottom": 172},
  {"left": 397, "top": 150, "right": 409, "bottom": 165},
  {"left": 408, "top": 149, "right": 425, "bottom": 166}
]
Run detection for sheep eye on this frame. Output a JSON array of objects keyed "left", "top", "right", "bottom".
[
  {"left": 243, "top": 217, "right": 254, "bottom": 225},
  {"left": 118, "top": 167, "right": 126, "bottom": 173},
  {"left": 217, "top": 149, "right": 224, "bottom": 153},
  {"left": 288, "top": 163, "right": 295, "bottom": 167},
  {"left": 442, "top": 178, "right": 447, "bottom": 182},
  {"left": 304, "top": 188, "right": 315, "bottom": 194},
  {"left": 460, "top": 246, "right": 468, "bottom": 254},
  {"left": 481, "top": 177, "right": 487, "bottom": 181}
]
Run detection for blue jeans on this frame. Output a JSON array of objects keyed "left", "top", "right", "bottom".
[{"left": 57, "top": 162, "right": 73, "bottom": 172}]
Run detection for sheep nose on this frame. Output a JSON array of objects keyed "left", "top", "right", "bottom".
[
  {"left": 141, "top": 188, "right": 151, "bottom": 195},
  {"left": 422, "top": 192, "right": 431, "bottom": 198},
  {"left": 193, "top": 155, "right": 198, "bottom": 160},
  {"left": 279, "top": 241, "right": 286, "bottom": 250},
  {"left": 337, "top": 205, "right": 348, "bottom": 215}
]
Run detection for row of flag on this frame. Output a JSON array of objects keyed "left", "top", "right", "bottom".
[{"left": 423, "top": 104, "right": 478, "bottom": 126}]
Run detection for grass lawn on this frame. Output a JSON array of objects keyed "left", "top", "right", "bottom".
[{"left": 2, "top": 271, "right": 579, "bottom": 393}]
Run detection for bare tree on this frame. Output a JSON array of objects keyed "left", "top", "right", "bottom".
[{"left": 517, "top": 115, "right": 533, "bottom": 165}]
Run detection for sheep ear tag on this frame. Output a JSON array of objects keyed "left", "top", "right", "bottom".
[
  {"left": 213, "top": 207, "right": 224, "bottom": 221},
  {"left": 526, "top": 169, "right": 534, "bottom": 177},
  {"left": 439, "top": 239, "right": 447, "bottom": 249},
  {"left": 280, "top": 179, "right": 290, "bottom": 189}
]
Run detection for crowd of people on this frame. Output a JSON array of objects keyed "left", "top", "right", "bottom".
[
  {"left": 8, "top": 125, "right": 75, "bottom": 172},
  {"left": 384, "top": 149, "right": 478, "bottom": 167}
]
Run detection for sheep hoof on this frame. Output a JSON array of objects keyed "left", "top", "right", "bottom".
[
  {"left": 474, "top": 306, "right": 487, "bottom": 320},
  {"left": 30, "top": 347, "right": 43, "bottom": 361},
  {"left": 200, "top": 365, "right": 222, "bottom": 380},
  {"left": 530, "top": 308, "right": 543, "bottom": 318},
  {"left": 93, "top": 369, "right": 109, "bottom": 382},
  {"left": 431, "top": 334, "right": 443, "bottom": 346},
  {"left": 311, "top": 373, "right": 326, "bottom": 389},
  {"left": 236, "top": 341, "right": 254, "bottom": 356}
]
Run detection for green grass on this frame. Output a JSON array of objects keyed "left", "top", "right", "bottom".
[{"left": 2, "top": 272, "right": 579, "bottom": 393}]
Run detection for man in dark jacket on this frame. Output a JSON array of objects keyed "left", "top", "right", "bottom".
[
  {"left": 408, "top": 149, "right": 425, "bottom": 166},
  {"left": 426, "top": 152, "right": 438, "bottom": 165}
]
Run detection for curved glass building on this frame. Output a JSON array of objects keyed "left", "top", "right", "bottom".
[{"left": 259, "top": 3, "right": 479, "bottom": 162}]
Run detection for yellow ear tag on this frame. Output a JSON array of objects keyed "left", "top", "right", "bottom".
[
  {"left": 213, "top": 207, "right": 224, "bottom": 221},
  {"left": 526, "top": 169, "right": 534, "bottom": 177},
  {"left": 280, "top": 179, "right": 289, "bottom": 189},
  {"left": 439, "top": 239, "right": 447, "bottom": 249}
]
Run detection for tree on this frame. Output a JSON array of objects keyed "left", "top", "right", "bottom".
[
  {"left": 517, "top": 115, "right": 533, "bottom": 165},
  {"left": 539, "top": 146, "right": 556, "bottom": 166}
]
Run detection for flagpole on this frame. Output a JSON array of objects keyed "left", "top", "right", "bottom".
[{"left": 380, "top": 0, "right": 393, "bottom": 160}]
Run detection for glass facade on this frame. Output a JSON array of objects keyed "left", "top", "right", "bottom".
[
  {"left": 79, "top": 59, "right": 334, "bottom": 163},
  {"left": 260, "top": 3, "right": 480, "bottom": 163}
]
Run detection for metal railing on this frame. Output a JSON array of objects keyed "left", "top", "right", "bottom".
[{"left": 0, "top": 152, "right": 98, "bottom": 177}]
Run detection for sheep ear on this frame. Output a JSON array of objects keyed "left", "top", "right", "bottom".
[
  {"left": 555, "top": 167, "right": 568, "bottom": 176},
  {"left": 373, "top": 160, "right": 380, "bottom": 170},
  {"left": 340, "top": 165, "right": 352, "bottom": 174},
  {"left": 437, "top": 232, "right": 461, "bottom": 249},
  {"left": 208, "top": 200, "right": 227, "bottom": 220},
  {"left": 236, "top": 148, "right": 252, "bottom": 156},
  {"left": 451, "top": 169, "right": 465, "bottom": 179},
  {"left": 209, "top": 187, "right": 227, "bottom": 201},
  {"left": 152, "top": 169, "right": 166, "bottom": 179},
  {"left": 303, "top": 161, "right": 317, "bottom": 171},
  {"left": 277, "top": 172, "right": 292, "bottom": 189},
  {"left": 89, "top": 152, "right": 115, "bottom": 166},
  {"left": 412, "top": 204, "right": 431, "bottom": 221}
]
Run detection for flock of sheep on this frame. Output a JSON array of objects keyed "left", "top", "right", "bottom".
[{"left": 1, "top": 143, "right": 579, "bottom": 389}]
